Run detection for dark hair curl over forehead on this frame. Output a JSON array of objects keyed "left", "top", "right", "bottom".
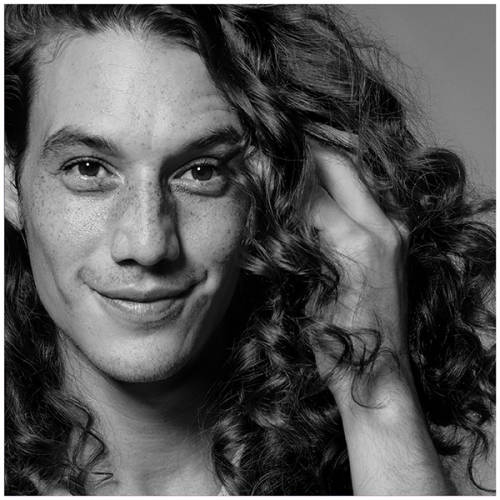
[{"left": 5, "top": 5, "right": 495, "bottom": 495}]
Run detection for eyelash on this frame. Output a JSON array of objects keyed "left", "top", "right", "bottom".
[
  {"left": 59, "top": 156, "right": 230, "bottom": 194},
  {"left": 61, "top": 158, "right": 109, "bottom": 175},
  {"left": 175, "top": 160, "right": 221, "bottom": 179},
  {"left": 171, "top": 160, "right": 230, "bottom": 195}
]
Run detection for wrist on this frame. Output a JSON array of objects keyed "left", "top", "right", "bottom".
[{"left": 332, "top": 357, "right": 421, "bottom": 419}]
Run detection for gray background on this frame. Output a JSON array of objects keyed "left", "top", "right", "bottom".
[
  {"left": 347, "top": 5, "right": 496, "bottom": 492},
  {"left": 346, "top": 5, "right": 495, "bottom": 192}
]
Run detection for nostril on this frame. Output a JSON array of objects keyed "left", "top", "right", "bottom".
[
  {"left": 110, "top": 186, "right": 180, "bottom": 266},
  {"left": 110, "top": 217, "right": 181, "bottom": 266}
]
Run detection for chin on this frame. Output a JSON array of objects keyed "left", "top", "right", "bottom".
[
  {"left": 97, "top": 337, "right": 202, "bottom": 383},
  {"left": 60, "top": 325, "right": 204, "bottom": 385},
  {"left": 101, "top": 358, "right": 190, "bottom": 384}
]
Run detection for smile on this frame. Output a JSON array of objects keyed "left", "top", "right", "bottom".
[{"left": 93, "top": 287, "right": 194, "bottom": 326}]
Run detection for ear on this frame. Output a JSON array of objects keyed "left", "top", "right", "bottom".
[{"left": 4, "top": 161, "right": 23, "bottom": 230}]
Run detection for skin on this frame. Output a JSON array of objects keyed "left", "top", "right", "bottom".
[
  {"left": 6, "top": 27, "right": 457, "bottom": 495},
  {"left": 310, "top": 146, "right": 453, "bottom": 494},
  {"left": 18, "top": 31, "right": 247, "bottom": 384},
  {"left": 9, "top": 30, "right": 247, "bottom": 494}
]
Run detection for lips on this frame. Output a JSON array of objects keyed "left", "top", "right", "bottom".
[
  {"left": 92, "top": 283, "right": 196, "bottom": 326},
  {"left": 98, "top": 285, "right": 193, "bottom": 302}
]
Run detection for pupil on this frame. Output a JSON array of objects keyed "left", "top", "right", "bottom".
[
  {"left": 78, "top": 161, "right": 100, "bottom": 177},
  {"left": 192, "top": 165, "right": 214, "bottom": 181}
]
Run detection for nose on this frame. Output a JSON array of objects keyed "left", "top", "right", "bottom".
[{"left": 110, "top": 181, "right": 180, "bottom": 267}]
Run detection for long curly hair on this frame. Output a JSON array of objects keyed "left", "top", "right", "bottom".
[{"left": 5, "top": 5, "right": 495, "bottom": 495}]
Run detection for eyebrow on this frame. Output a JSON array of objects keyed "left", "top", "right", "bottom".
[
  {"left": 39, "top": 124, "right": 243, "bottom": 160},
  {"left": 40, "top": 127, "right": 118, "bottom": 159}
]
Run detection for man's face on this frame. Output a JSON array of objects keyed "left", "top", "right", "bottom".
[{"left": 16, "top": 30, "right": 248, "bottom": 382}]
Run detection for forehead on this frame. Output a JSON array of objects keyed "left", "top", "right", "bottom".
[{"left": 29, "top": 29, "right": 239, "bottom": 153}]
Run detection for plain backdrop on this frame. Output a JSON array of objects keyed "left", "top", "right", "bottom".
[
  {"left": 346, "top": 6, "right": 496, "bottom": 493},
  {"left": 346, "top": 5, "right": 495, "bottom": 193}
]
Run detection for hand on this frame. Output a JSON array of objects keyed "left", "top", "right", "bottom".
[
  {"left": 309, "top": 141, "right": 411, "bottom": 409},
  {"left": 309, "top": 142, "right": 452, "bottom": 494}
]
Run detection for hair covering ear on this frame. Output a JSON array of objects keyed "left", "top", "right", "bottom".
[{"left": 4, "top": 162, "right": 23, "bottom": 230}]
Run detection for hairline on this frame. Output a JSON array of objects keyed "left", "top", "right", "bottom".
[{"left": 16, "top": 17, "right": 202, "bottom": 186}]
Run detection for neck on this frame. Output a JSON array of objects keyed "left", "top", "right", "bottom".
[{"left": 59, "top": 337, "right": 223, "bottom": 496}]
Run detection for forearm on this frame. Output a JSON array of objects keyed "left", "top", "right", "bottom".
[{"left": 337, "top": 377, "right": 454, "bottom": 495}]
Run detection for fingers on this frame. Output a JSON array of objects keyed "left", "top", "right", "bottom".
[
  {"left": 311, "top": 141, "right": 389, "bottom": 231},
  {"left": 311, "top": 185, "right": 364, "bottom": 248}
]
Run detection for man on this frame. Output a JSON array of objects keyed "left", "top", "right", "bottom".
[{"left": 5, "top": 5, "right": 495, "bottom": 495}]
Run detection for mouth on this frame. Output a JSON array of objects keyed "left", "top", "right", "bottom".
[{"left": 93, "top": 286, "right": 195, "bottom": 326}]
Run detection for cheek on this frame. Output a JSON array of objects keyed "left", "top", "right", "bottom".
[
  {"left": 21, "top": 171, "right": 107, "bottom": 279},
  {"left": 176, "top": 193, "right": 248, "bottom": 266}
]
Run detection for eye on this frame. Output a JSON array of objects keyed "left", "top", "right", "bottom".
[
  {"left": 60, "top": 158, "right": 119, "bottom": 192},
  {"left": 172, "top": 159, "right": 229, "bottom": 196},
  {"left": 74, "top": 160, "right": 104, "bottom": 177},
  {"left": 190, "top": 164, "right": 216, "bottom": 181}
]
